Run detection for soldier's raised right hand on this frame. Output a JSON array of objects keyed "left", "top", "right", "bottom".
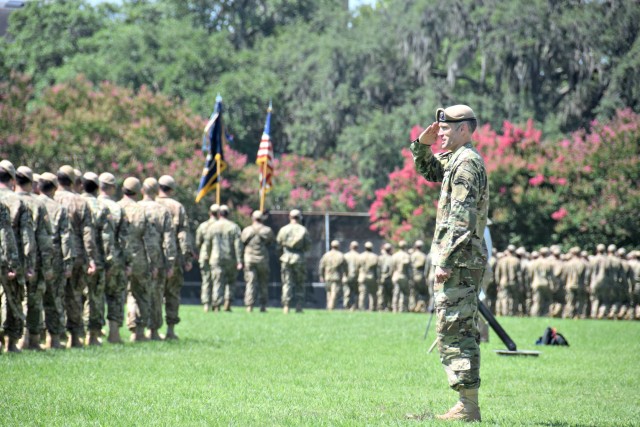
[{"left": 418, "top": 122, "right": 440, "bottom": 146}]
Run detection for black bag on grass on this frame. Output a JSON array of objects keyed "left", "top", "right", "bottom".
[{"left": 535, "top": 327, "right": 569, "bottom": 346}]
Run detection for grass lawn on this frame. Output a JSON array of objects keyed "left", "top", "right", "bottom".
[{"left": 1, "top": 306, "right": 639, "bottom": 426}]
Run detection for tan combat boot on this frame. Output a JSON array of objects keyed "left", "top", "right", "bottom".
[
  {"left": 212, "top": 305, "right": 220, "bottom": 312},
  {"left": 107, "top": 321, "right": 123, "bottom": 344},
  {"left": 436, "top": 388, "right": 481, "bottom": 422},
  {"left": 223, "top": 300, "right": 232, "bottom": 312},
  {"left": 165, "top": 324, "right": 179, "bottom": 340},
  {"left": 47, "top": 333, "right": 65, "bottom": 350},
  {"left": 203, "top": 303, "right": 210, "bottom": 313},
  {"left": 246, "top": 305, "right": 253, "bottom": 313},
  {"left": 131, "top": 325, "right": 149, "bottom": 342},
  {"left": 283, "top": 304, "right": 289, "bottom": 314},
  {"left": 148, "top": 329, "right": 162, "bottom": 341},
  {"left": 6, "top": 336, "right": 22, "bottom": 353},
  {"left": 27, "top": 333, "right": 44, "bottom": 351},
  {"left": 68, "top": 332, "right": 83, "bottom": 348},
  {"left": 88, "top": 329, "right": 102, "bottom": 346}
]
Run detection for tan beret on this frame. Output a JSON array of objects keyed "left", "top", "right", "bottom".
[
  {"left": 289, "top": 209, "right": 301, "bottom": 218},
  {"left": 436, "top": 105, "right": 476, "bottom": 123},
  {"left": 364, "top": 241, "right": 373, "bottom": 249},
  {"left": 331, "top": 240, "right": 340, "bottom": 248},
  {"left": 39, "top": 172, "right": 58, "bottom": 187},
  {"left": 99, "top": 172, "right": 116, "bottom": 186},
  {"left": 122, "top": 177, "right": 141, "bottom": 193},
  {"left": 0, "top": 160, "right": 16, "bottom": 180},
  {"left": 16, "top": 166, "right": 33, "bottom": 182},
  {"left": 209, "top": 203, "right": 220, "bottom": 214},
  {"left": 58, "top": 165, "right": 76, "bottom": 180},
  {"left": 143, "top": 177, "right": 159, "bottom": 193},
  {"left": 158, "top": 175, "right": 176, "bottom": 190},
  {"left": 83, "top": 172, "right": 99, "bottom": 185},
  {"left": 251, "top": 210, "right": 263, "bottom": 220}
]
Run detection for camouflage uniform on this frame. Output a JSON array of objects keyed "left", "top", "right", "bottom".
[
  {"left": 605, "top": 248, "right": 623, "bottom": 319},
  {"left": 357, "top": 246, "right": 379, "bottom": 311},
  {"left": 561, "top": 249, "right": 588, "bottom": 319},
  {"left": 241, "top": 219, "right": 275, "bottom": 310},
  {"left": 411, "top": 132, "right": 489, "bottom": 392},
  {"left": 377, "top": 246, "right": 393, "bottom": 311},
  {"left": 54, "top": 188, "right": 97, "bottom": 339},
  {"left": 0, "top": 187, "right": 36, "bottom": 342},
  {"left": 196, "top": 217, "right": 215, "bottom": 308},
  {"left": 138, "top": 197, "right": 176, "bottom": 331},
  {"left": 0, "top": 202, "right": 19, "bottom": 342},
  {"left": 494, "top": 250, "right": 523, "bottom": 316},
  {"left": 318, "top": 245, "right": 346, "bottom": 310},
  {"left": 484, "top": 253, "right": 498, "bottom": 314},
  {"left": 82, "top": 191, "right": 115, "bottom": 335},
  {"left": 156, "top": 195, "right": 192, "bottom": 327},
  {"left": 628, "top": 252, "right": 640, "bottom": 320},
  {"left": 276, "top": 218, "right": 311, "bottom": 310},
  {"left": 529, "top": 250, "right": 554, "bottom": 316},
  {"left": 390, "top": 245, "right": 411, "bottom": 312},
  {"left": 410, "top": 246, "right": 430, "bottom": 312},
  {"left": 343, "top": 246, "right": 359, "bottom": 309},
  {"left": 97, "top": 193, "right": 127, "bottom": 329},
  {"left": 16, "top": 190, "right": 53, "bottom": 337},
  {"left": 589, "top": 248, "right": 609, "bottom": 319},
  {"left": 207, "top": 216, "right": 242, "bottom": 309}
]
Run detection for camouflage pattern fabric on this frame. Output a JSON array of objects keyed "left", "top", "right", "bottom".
[
  {"left": 529, "top": 255, "right": 554, "bottom": 316},
  {"left": 390, "top": 249, "right": 411, "bottom": 312},
  {"left": 319, "top": 248, "right": 346, "bottom": 310},
  {"left": 208, "top": 217, "right": 242, "bottom": 307},
  {"left": 0, "top": 202, "right": 19, "bottom": 339},
  {"left": 410, "top": 249, "right": 430, "bottom": 311},
  {"left": 343, "top": 249, "right": 359, "bottom": 309},
  {"left": 241, "top": 222, "right": 275, "bottom": 307},
  {"left": 276, "top": 222, "right": 310, "bottom": 307},
  {"left": 561, "top": 255, "right": 588, "bottom": 319},
  {"left": 357, "top": 251, "right": 379, "bottom": 310},
  {"left": 196, "top": 218, "right": 215, "bottom": 306},
  {"left": 495, "top": 253, "right": 523, "bottom": 316},
  {"left": 377, "top": 250, "right": 393, "bottom": 311}
]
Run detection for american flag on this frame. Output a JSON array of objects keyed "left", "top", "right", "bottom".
[{"left": 256, "top": 102, "right": 274, "bottom": 193}]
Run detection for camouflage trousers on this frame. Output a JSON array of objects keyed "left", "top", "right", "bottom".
[
  {"left": 164, "top": 264, "right": 183, "bottom": 326},
  {"left": 358, "top": 278, "right": 378, "bottom": 311},
  {"left": 199, "top": 263, "right": 213, "bottom": 306},
  {"left": 392, "top": 276, "right": 409, "bottom": 312},
  {"left": 326, "top": 280, "right": 342, "bottom": 310},
  {"left": 530, "top": 285, "right": 553, "bottom": 317},
  {"left": 410, "top": 275, "right": 430, "bottom": 312},
  {"left": 149, "top": 269, "right": 167, "bottom": 330},
  {"left": 84, "top": 269, "right": 106, "bottom": 332},
  {"left": 562, "top": 287, "right": 588, "bottom": 319},
  {"left": 281, "top": 262, "right": 306, "bottom": 307},
  {"left": 434, "top": 267, "right": 483, "bottom": 391},
  {"left": 66, "top": 261, "right": 89, "bottom": 335},
  {"left": 127, "top": 269, "right": 150, "bottom": 330},
  {"left": 243, "top": 261, "right": 269, "bottom": 307},
  {"left": 497, "top": 284, "right": 521, "bottom": 316},
  {"left": 590, "top": 285, "right": 613, "bottom": 319},
  {"left": 105, "top": 266, "right": 126, "bottom": 326},
  {"left": 343, "top": 278, "right": 357, "bottom": 309},
  {"left": 377, "top": 277, "right": 392, "bottom": 311},
  {"left": 25, "top": 271, "right": 46, "bottom": 334},
  {"left": 212, "top": 261, "right": 237, "bottom": 308},
  {"left": 43, "top": 268, "right": 66, "bottom": 335},
  {"left": 1, "top": 276, "right": 25, "bottom": 339}
]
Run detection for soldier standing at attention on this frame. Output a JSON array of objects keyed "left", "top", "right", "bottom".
[
  {"left": 38, "top": 173, "right": 72, "bottom": 349},
  {"left": 98, "top": 173, "right": 128, "bottom": 343},
  {"left": 208, "top": 205, "right": 243, "bottom": 312},
  {"left": 495, "top": 245, "right": 523, "bottom": 316},
  {"left": 561, "top": 247, "right": 588, "bottom": 319},
  {"left": 390, "top": 240, "right": 411, "bottom": 313},
  {"left": 319, "top": 240, "right": 347, "bottom": 310},
  {"left": 357, "top": 241, "right": 379, "bottom": 311},
  {"left": 276, "top": 209, "right": 311, "bottom": 314},
  {"left": 241, "top": 210, "right": 275, "bottom": 312},
  {"left": 81, "top": 172, "right": 115, "bottom": 346},
  {"left": 377, "top": 243, "right": 394, "bottom": 311},
  {"left": 0, "top": 160, "right": 31, "bottom": 353},
  {"left": 15, "top": 166, "right": 53, "bottom": 351},
  {"left": 409, "top": 105, "right": 488, "bottom": 422},
  {"left": 156, "top": 175, "right": 193, "bottom": 340},
  {"left": 343, "top": 241, "right": 360, "bottom": 310},
  {"left": 55, "top": 165, "right": 97, "bottom": 348},
  {"left": 196, "top": 204, "right": 218, "bottom": 312},
  {"left": 139, "top": 178, "right": 176, "bottom": 340},
  {"left": 410, "top": 240, "right": 429, "bottom": 313}
]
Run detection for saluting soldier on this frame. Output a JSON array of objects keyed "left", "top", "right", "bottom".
[
  {"left": 156, "top": 175, "right": 193, "bottom": 340},
  {"left": 241, "top": 210, "right": 274, "bottom": 312},
  {"left": 410, "top": 105, "right": 488, "bottom": 421},
  {"left": 343, "top": 241, "right": 359, "bottom": 310},
  {"left": 196, "top": 204, "right": 218, "bottom": 312},
  {"left": 15, "top": 166, "right": 53, "bottom": 351},
  {"left": 318, "top": 240, "right": 346, "bottom": 310},
  {"left": 390, "top": 240, "right": 411, "bottom": 313},
  {"left": 377, "top": 243, "right": 393, "bottom": 311},
  {"left": 0, "top": 160, "right": 25, "bottom": 353},
  {"left": 139, "top": 178, "right": 176, "bottom": 340},
  {"left": 357, "top": 241, "right": 379, "bottom": 311},
  {"left": 276, "top": 209, "right": 311, "bottom": 314},
  {"left": 410, "top": 240, "right": 429, "bottom": 312},
  {"left": 38, "top": 173, "right": 72, "bottom": 349},
  {"left": 207, "top": 205, "right": 243, "bottom": 312}
]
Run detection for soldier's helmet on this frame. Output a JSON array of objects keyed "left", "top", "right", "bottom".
[
  {"left": 596, "top": 243, "right": 606, "bottom": 252},
  {"left": 398, "top": 240, "right": 407, "bottom": 249},
  {"left": 607, "top": 244, "right": 617, "bottom": 253},
  {"left": 414, "top": 240, "right": 424, "bottom": 248},
  {"left": 350, "top": 241, "right": 359, "bottom": 249},
  {"left": 289, "top": 209, "right": 301, "bottom": 219},
  {"left": 364, "top": 241, "right": 373, "bottom": 250},
  {"left": 209, "top": 204, "right": 220, "bottom": 214},
  {"left": 331, "top": 240, "right": 340, "bottom": 249},
  {"left": 507, "top": 244, "right": 516, "bottom": 252}
]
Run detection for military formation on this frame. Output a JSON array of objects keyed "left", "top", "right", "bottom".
[
  {"left": 0, "top": 160, "right": 194, "bottom": 353},
  {"left": 486, "top": 243, "right": 640, "bottom": 320}
]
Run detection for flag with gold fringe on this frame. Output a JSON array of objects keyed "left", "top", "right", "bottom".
[
  {"left": 196, "top": 94, "right": 228, "bottom": 203},
  {"left": 256, "top": 101, "right": 274, "bottom": 194}
]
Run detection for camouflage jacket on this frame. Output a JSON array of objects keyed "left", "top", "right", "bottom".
[
  {"left": 17, "top": 191, "right": 53, "bottom": 275},
  {"left": 343, "top": 250, "right": 360, "bottom": 282},
  {"left": 241, "top": 222, "right": 275, "bottom": 265},
  {"left": 54, "top": 189, "right": 96, "bottom": 265},
  {"left": 0, "top": 201, "right": 19, "bottom": 272},
  {"left": 156, "top": 196, "right": 192, "bottom": 268},
  {"left": 378, "top": 251, "right": 393, "bottom": 282},
  {"left": 276, "top": 222, "right": 310, "bottom": 265},
  {"left": 562, "top": 256, "right": 587, "bottom": 290},
  {"left": 0, "top": 187, "right": 36, "bottom": 273},
  {"left": 196, "top": 218, "right": 215, "bottom": 267},
  {"left": 410, "top": 249, "right": 428, "bottom": 279},
  {"left": 318, "top": 249, "right": 346, "bottom": 283},
  {"left": 118, "top": 197, "right": 154, "bottom": 270},
  {"left": 357, "top": 251, "right": 379, "bottom": 283},
  {"left": 98, "top": 195, "right": 127, "bottom": 268},
  {"left": 207, "top": 217, "right": 243, "bottom": 265},
  {"left": 138, "top": 199, "right": 177, "bottom": 269},
  {"left": 495, "top": 254, "right": 523, "bottom": 287},
  {"left": 411, "top": 141, "right": 489, "bottom": 269},
  {"left": 390, "top": 249, "right": 412, "bottom": 281},
  {"left": 39, "top": 194, "right": 72, "bottom": 271},
  {"left": 82, "top": 193, "right": 115, "bottom": 270}
]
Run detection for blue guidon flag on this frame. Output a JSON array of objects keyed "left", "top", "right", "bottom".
[
  {"left": 256, "top": 102, "right": 274, "bottom": 193},
  {"left": 196, "top": 94, "right": 228, "bottom": 203}
]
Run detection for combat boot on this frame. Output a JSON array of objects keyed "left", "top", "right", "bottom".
[
  {"left": 130, "top": 326, "right": 148, "bottom": 342},
  {"left": 165, "top": 324, "right": 179, "bottom": 340},
  {"left": 148, "top": 329, "right": 162, "bottom": 341},
  {"left": 27, "top": 333, "right": 44, "bottom": 351},
  {"left": 436, "top": 388, "right": 481, "bottom": 422},
  {"left": 283, "top": 304, "right": 289, "bottom": 314},
  {"left": 18, "top": 328, "right": 29, "bottom": 349},
  {"left": 68, "top": 332, "right": 83, "bottom": 348},
  {"left": 88, "top": 329, "right": 102, "bottom": 346},
  {"left": 47, "top": 333, "right": 65, "bottom": 350},
  {"left": 295, "top": 303, "right": 303, "bottom": 313},
  {"left": 107, "top": 321, "right": 123, "bottom": 344},
  {"left": 246, "top": 305, "right": 253, "bottom": 313},
  {"left": 6, "top": 336, "right": 22, "bottom": 353},
  {"left": 223, "top": 300, "right": 232, "bottom": 312},
  {"left": 212, "top": 305, "right": 220, "bottom": 312},
  {"left": 203, "top": 303, "right": 210, "bottom": 313},
  {"left": 260, "top": 305, "right": 267, "bottom": 313}
]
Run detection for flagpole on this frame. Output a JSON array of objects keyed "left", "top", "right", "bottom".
[
  {"left": 260, "top": 160, "right": 267, "bottom": 212},
  {"left": 215, "top": 153, "right": 221, "bottom": 205}
]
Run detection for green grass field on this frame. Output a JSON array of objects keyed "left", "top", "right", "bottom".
[{"left": 1, "top": 306, "right": 639, "bottom": 426}]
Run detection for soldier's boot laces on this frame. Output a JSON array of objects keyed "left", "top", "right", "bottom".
[
  {"left": 68, "top": 333, "right": 83, "bottom": 349},
  {"left": 165, "top": 325, "right": 179, "bottom": 340},
  {"left": 107, "top": 321, "right": 123, "bottom": 344},
  {"left": 88, "top": 330, "right": 102, "bottom": 346},
  {"left": 436, "top": 388, "right": 481, "bottom": 422},
  {"left": 149, "top": 329, "right": 162, "bottom": 341},
  {"left": 6, "top": 336, "right": 22, "bottom": 353},
  {"left": 47, "top": 333, "right": 65, "bottom": 350},
  {"left": 27, "top": 333, "right": 44, "bottom": 351}
]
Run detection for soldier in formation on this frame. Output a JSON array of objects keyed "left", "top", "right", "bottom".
[
  {"left": 318, "top": 240, "right": 346, "bottom": 310},
  {"left": 276, "top": 209, "right": 310, "bottom": 314},
  {"left": 241, "top": 210, "right": 275, "bottom": 312}
]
